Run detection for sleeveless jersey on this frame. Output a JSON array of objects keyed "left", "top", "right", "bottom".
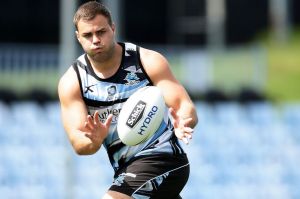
[{"left": 72, "top": 42, "right": 185, "bottom": 171}]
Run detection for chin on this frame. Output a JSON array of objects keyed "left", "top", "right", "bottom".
[{"left": 93, "top": 53, "right": 110, "bottom": 63}]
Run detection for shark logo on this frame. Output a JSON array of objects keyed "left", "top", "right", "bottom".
[{"left": 124, "top": 72, "right": 140, "bottom": 85}]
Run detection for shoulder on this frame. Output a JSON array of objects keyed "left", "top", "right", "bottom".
[
  {"left": 58, "top": 66, "right": 81, "bottom": 103},
  {"left": 139, "top": 47, "right": 170, "bottom": 78},
  {"left": 58, "top": 67, "right": 77, "bottom": 91},
  {"left": 139, "top": 47, "right": 169, "bottom": 67}
]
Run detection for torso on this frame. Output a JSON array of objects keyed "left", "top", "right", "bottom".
[{"left": 72, "top": 42, "right": 185, "bottom": 172}]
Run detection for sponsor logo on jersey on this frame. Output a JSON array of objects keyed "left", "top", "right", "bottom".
[
  {"left": 126, "top": 100, "right": 146, "bottom": 128},
  {"left": 127, "top": 47, "right": 136, "bottom": 51},
  {"left": 84, "top": 84, "right": 96, "bottom": 93},
  {"left": 97, "top": 107, "right": 121, "bottom": 123}
]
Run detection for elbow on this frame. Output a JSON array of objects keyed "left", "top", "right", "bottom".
[
  {"left": 75, "top": 148, "right": 92, "bottom": 155},
  {"left": 71, "top": 141, "right": 99, "bottom": 155},
  {"left": 74, "top": 148, "right": 85, "bottom": 155},
  {"left": 190, "top": 106, "right": 199, "bottom": 128},
  {"left": 190, "top": 114, "right": 198, "bottom": 129},
  {"left": 74, "top": 146, "right": 97, "bottom": 155},
  {"left": 193, "top": 114, "right": 199, "bottom": 128}
]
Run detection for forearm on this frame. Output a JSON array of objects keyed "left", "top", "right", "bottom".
[
  {"left": 69, "top": 130, "right": 102, "bottom": 155},
  {"left": 176, "top": 102, "right": 198, "bottom": 128}
]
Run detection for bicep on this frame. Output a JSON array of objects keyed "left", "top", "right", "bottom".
[
  {"left": 140, "top": 48, "right": 198, "bottom": 127},
  {"left": 155, "top": 71, "right": 195, "bottom": 122},
  {"left": 60, "top": 98, "right": 88, "bottom": 134},
  {"left": 58, "top": 69, "right": 88, "bottom": 135},
  {"left": 155, "top": 70, "right": 198, "bottom": 128},
  {"left": 140, "top": 48, "right": 191, "bottom": 109}
]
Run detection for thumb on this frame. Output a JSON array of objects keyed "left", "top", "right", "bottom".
[
  {"left": 169, "top": 107, "right": 179, "bottom": 128},
  {"left": 169, "top": 108, "right": 177, "bottom": 120}
]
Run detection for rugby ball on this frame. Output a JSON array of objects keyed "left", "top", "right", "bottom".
[{"left": 117, "top": 86, "right": 166, "bottom": 146}]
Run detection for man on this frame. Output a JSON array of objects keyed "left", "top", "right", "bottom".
[{"left": 58, "top": 1, "right": 198, "bottom": 199}]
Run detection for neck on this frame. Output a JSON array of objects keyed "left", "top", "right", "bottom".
[{"left": 88, "top": 43, "right": 122, "bottom": 79}]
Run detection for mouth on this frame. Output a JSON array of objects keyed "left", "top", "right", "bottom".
[
  {"left": 91, "top": 47, "right": 104, "bottom": 53},
  {"left": 92, "top": 45, "right": 102, "bottom": 49}
]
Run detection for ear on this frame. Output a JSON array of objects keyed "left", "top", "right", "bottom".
[
  {"left": 75, "top": 30, "right": 80, "bottom": 42},
  {"left": 111, "top": 23, "right": 116, "bottom": 34}
]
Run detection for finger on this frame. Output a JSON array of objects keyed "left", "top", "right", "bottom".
[
  {"left": 176, "top": 129, "right": 191, "bottom": 145},
  {"left": 85, "top": 133, "right": 96, "bottom": 141},
  {"left": 88, "top": 115, "right": 94, "bottom": 124},
  {"left": 179, "top": 132, "right": 193, "bottom": 139},
  {"left": 183, "top": 117, "right": 193, "bottom": 126},
  {"left": 84, "top": 121, "right": 92, "bottom": 131},
  {"left": 176, "top": 129, "right": 185, "bottom": 137},
  {"left": 86, "top": 115, "right": 95, "bottom": 129},
  {"left": 183, "top": 127, "right": 194, "bottom": 133},
  {"left": 85, "top": 132, "right": 92, "bottom": 139},
  {"left": 93, "top": 111, "right": 100, "bottom": 125},
  {"left": 182, "top": 137, "right": 189, "bottom": 145},
  {"left": 105, "top": 114, "right": 113, "bottom": 127},
  {"left": 184, "top": 132, "right": 192, "bottom": 139}
]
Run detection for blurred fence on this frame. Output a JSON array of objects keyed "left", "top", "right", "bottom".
[
  {"left": 0, "top": 43, "right": 267, "bottom": 101},
  {"left": 0, "top": 44, "right": 59, "bottom": 97},
  {"left": 162, "top": 44, "right": 267, "bottom": 94},
  {"left": 0, "top": 44, "right": 58, "bottom": 70}
]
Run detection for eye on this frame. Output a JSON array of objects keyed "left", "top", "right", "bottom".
[
  {"left": 97, "top": 30, "right": 106, "bottom": 36},
  {"left": 82, "top": 33, "right": 92, "bottom": 38}
]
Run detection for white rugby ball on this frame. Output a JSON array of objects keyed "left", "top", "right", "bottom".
[{"left": 117, "top": 86, "right": 166, "bottom": 146}]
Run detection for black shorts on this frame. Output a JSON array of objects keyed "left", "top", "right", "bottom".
[{"left": 109, "top": 153, "right": 190, "bottom": 199}]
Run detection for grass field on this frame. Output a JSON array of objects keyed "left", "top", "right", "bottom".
[
  {"left": 211, "top": 45, "right": 266, "bottom": 93},
  {"left": 0, "top": 68, "right": 59, "bottom": 99},
  {"left": 263, "top": 30, "right": 300, "bottom": 102},
  {"left": 205, "top": 29, "right": 300, "bottom": 102}
]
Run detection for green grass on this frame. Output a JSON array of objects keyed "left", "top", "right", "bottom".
[
  {"left": 0, "top": 68, "right": 60, "bottom": 98},
  {"left": 262, "top": 30, "right": 300, "bottom": 102},
  {"left": 211, "top": 47, "right": 262, "bottom": 93}
]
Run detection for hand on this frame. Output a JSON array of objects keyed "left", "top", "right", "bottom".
[
  {"left": 84, "top": 111, "right": 113, "bottom": 146},
  {"left": 169, "top": 108, "right": 194, "bottom": 145}
]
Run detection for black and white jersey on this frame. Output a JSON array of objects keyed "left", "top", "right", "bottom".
[{"left": 72, "top": 42, "right": 185, "bottom": 171}]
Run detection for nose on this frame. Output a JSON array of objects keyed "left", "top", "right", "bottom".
[{"left": 92, "top": 34, "right": 101, "bottom": 44}]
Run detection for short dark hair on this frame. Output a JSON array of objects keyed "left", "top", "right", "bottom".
[{"left": 73, "top": 1, "right": 113, "bottom": 30}]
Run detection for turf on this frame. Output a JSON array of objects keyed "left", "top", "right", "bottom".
[{"left": 263, "top": 31, "right": 300, "bottom": 102}]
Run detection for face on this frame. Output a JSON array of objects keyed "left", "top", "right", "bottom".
[{"left": 76, "top": 14, "right": 116, "bottom": 63}]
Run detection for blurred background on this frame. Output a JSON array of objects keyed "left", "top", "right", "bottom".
[{"left": 0, "top": 0, "right": 300, "bottom": 198}]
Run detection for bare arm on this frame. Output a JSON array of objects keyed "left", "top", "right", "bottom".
[
  {"left": 140, "top": 48, "right": 198, "bottom": 143},
  {"left": 58, "top": 67, "right": 112, "bottom": 155}
]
